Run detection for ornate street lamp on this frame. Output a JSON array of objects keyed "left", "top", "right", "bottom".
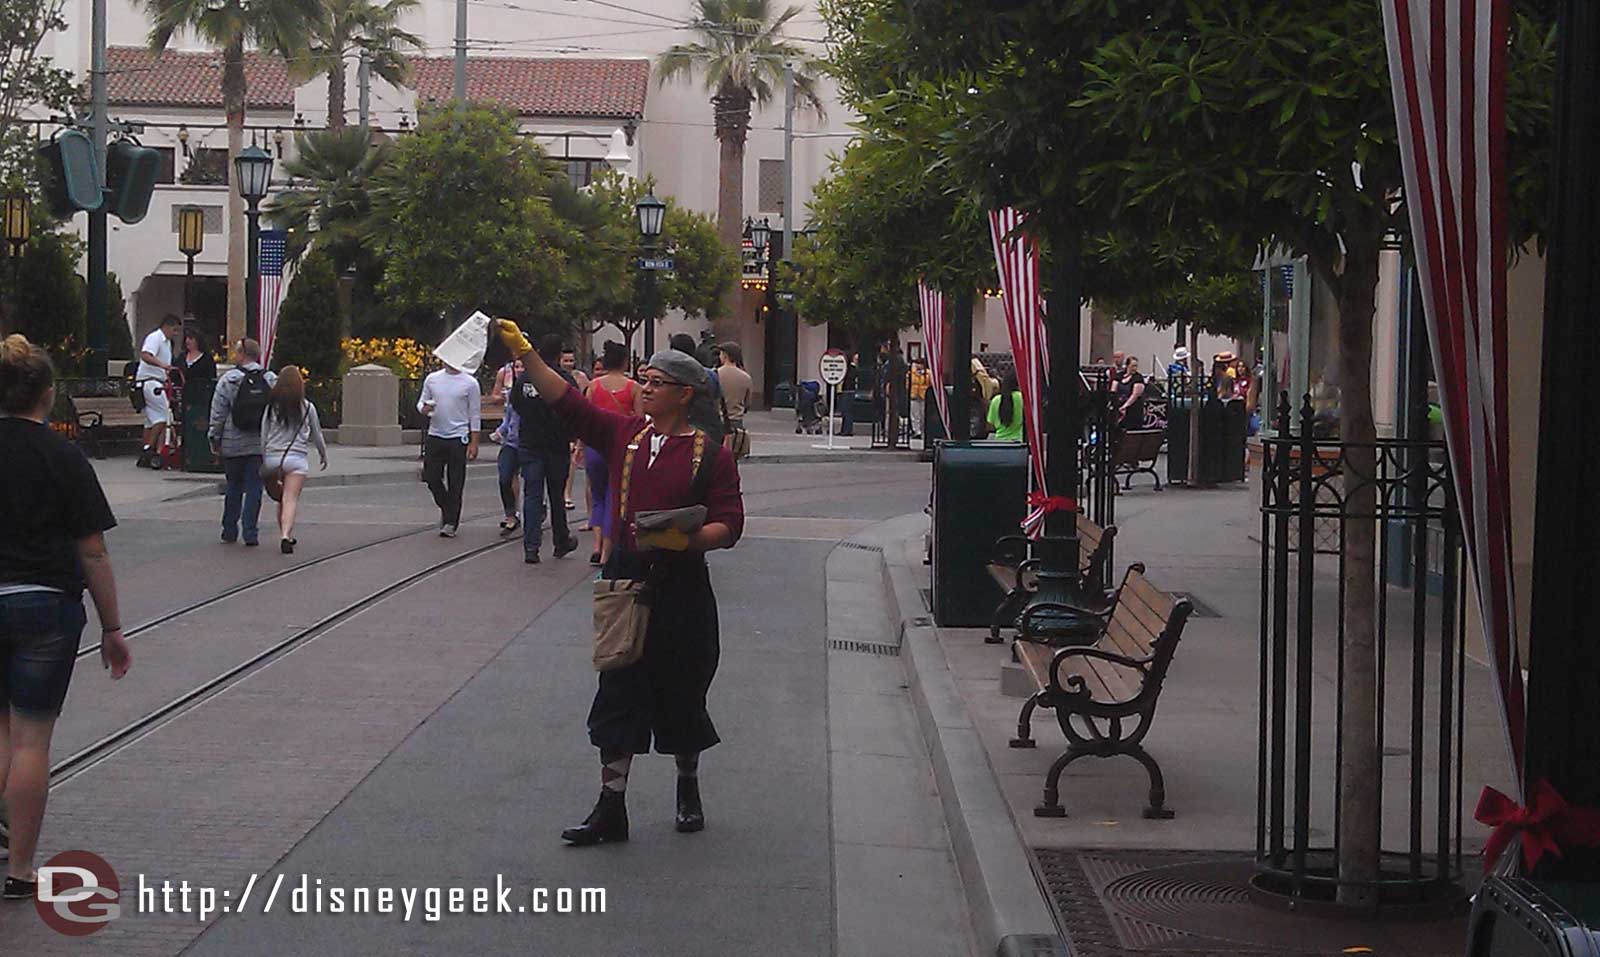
[
  {"left": 3, "top": 195, "right": 29, "bottom": 256},
  {"left": 177, "top": 205, "right": 205, "bottom": 314},
  {"left": 635, "top": 193, "right": 666, "bottom": 355},
  {"left": 234, "top": 144, "right": 273, "bottom": 339},
  {"left": 749, "top": 217, "right": 771, "bottom": 259}
]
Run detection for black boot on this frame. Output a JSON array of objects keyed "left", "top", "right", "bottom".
[
  {"left": 561, "top": 790, "right": 628, "bottom": 846},
  {"left": 675, "top": 776, "right": 705, "bottom": 833}
]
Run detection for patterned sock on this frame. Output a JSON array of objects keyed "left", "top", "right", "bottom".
[
  {"left": 675, "top": 753, "right": 700, "bottom": 779},
  {"left": 600, "top": 752, "right": 631, "bottom": 794}
]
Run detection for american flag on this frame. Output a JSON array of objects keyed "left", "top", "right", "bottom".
[
  {"left": 988, "top": 208, "right": 1052, "bottom": 536},
  {"left": 258, "top": 229, "right": 288, "bottom": 367},
  {"left": 917, "top": 281, "right": 949, "bottom": 434},
  {"left": 1380, "top": 0, "right": 1522, "bottom": 784}
]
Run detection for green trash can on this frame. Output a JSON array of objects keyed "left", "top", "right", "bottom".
[
  {"left": 931, "top": 440, "right": 1029, "bottom": 627},
  {"left": 180, "top": 378, "right": 223, "bottom": 473}
]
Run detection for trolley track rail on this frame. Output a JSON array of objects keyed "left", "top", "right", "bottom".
[{"left": 51, "top": 537, "right": 513, "bottom": 788}]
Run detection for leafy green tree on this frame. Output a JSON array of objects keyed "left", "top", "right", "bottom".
[
  {"left": 656, "top": 0, "right": 826, "bottom": 343},
  {"left": 9, "top": 230, "right": 85, "bottom": 368},
  {"left": 105, "top": 271, "right": 134, "bottom": 360},
  {"left": 142, "top": 0, "right": 321, "bottom": 344},
  {"left": 1, "top": 0, "right": 74, "bottom": 188},
  {"left": 269, "top": 250, "right": 343, "bottom": 377},
  {"left": 575, "top": 172, "right": 738, "bottom": 350},
  {"left": 823, "top": 0, "right": 1555, "bottom": 906},
  {"left": 364, "top": 104, "right": 575, "bottom": 342},
  {"left": 294, "top": 0, "right": 422, "bottom": 128}
]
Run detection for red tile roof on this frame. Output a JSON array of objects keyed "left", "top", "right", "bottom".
[
  {"left": 408, "top": 56, "right": 648, "bottom": 119},
  {"left": 107, "top": 46, "right": 296, "bottom": 110}
]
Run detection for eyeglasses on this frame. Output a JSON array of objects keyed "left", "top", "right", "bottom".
[{"left": 640, "top": 376, "right": 686, "bottom": 390}]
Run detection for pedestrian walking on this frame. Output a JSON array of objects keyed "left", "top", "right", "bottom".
[
  {"left": 259, "top": 367, "right": 328, "bottom": 555},
  {"left": 208, "top": 339, "right": 277, "bottom": 547},
  {"left": 508, "top": 335, "right": 581, "bottom": 564},
  {"left": 0, "top": 334, "right": 131, "bottom": 899},
  {"left": 714, "top": 343, "right": 753, "bottom": 434},
  {"left": 418, "top": 362, "right": 481, "bottom": 537},
  {"left": 583, "top": 341, "right": 638, "bottom": 566},
  {"left": 561, "top": 347, "right": 589, "bottom": 512},
  {"left": 135, "top": 314, "right": 183, "bottom": 469},
  {"left": 489, "top": 359, "right": 524, "bottom": 537},
  {"left": 494, "top": 320, "right": 744, "bottom": 845},
  {"left": 908, "top": 357, "right": 931, "bottom": 438}
]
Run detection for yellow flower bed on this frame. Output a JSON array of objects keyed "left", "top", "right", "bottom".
[{"left": 341, "top": 337, "right": 435, "bottom": 379}]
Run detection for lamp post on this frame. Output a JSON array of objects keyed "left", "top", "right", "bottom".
[
  {"left": 177, "top": 205, "right": 205, "bottom": 315},
  {"left": 636, "top": 192, "right": 666, "bottom": 356},
  {"left": 234, "top": 145, "right": 273, "bottom": 339},
  {"left": 3, "top": 195, "right": 30, "bottom": 329}
]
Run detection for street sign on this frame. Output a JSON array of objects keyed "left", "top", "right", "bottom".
[
  {"left": 819, "top": 349, "right": 848, "bottom": 386},
  {"left": 638, "top": 257, "right": 674, "bottom": 271},
  {"left": 775, "top": 291, "right": 795, "bottom": 303}
]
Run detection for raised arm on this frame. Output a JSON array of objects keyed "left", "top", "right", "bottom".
[{"left": 495, "top": 320, "right": 569, "bottom": 404}]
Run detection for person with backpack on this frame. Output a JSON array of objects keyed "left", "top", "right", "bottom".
[{"left": 208, "top": 338, "right": 276, "bottom": 547}]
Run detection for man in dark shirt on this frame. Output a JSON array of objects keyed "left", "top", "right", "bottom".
[{"left": 510, "top": 335, "right": 581, "bottom": 564}]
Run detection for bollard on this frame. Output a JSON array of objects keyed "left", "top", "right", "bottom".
[{"left": 340, "top": 363, "right": 402, "bottom": 446}]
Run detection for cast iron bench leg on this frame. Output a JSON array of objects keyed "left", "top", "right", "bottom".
[
  {"left": 1129, "top": 744, "right": 1176, "bottom": 819},
  {"left": 1009, "top": 693, "right": 1041, "bottom": 749},
  {"left": 990, "top": 585, "right": 1027, "bottom": 644},
  {"left": 1034, "top": 745, "right": 1092, "bottom": 818}
]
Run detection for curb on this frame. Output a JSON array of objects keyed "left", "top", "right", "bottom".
[
  {"left": 744, "top": 450, "right": 923, "bottom": 465},
  {"left": 878, "top": 534, "right": 1070, "bottom": 957}
]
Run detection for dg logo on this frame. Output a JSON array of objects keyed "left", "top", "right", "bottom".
[{"left": 35, "top": 850, "right": 121, "bottom": 936}]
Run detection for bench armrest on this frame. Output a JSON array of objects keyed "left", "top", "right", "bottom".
[
  {"left": 991, "top": 534, "right": 1031, "bottom": 567},
  {"left": 77, "top": 410, "right": 103, "bottom": 429}
]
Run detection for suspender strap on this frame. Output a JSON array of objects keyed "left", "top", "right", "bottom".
[{"left": 618, "top": 427, "right": 711, "bottom": 529}]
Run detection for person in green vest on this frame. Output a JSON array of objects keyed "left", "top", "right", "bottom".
[{"left": 987, "top": 370, "right": 1025, "bottom": 442}]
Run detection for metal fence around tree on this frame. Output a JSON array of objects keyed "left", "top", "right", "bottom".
[{"left": 1256, "top": 394, "right": 1466, "bottom": 910}]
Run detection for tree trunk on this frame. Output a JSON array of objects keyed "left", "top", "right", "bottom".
[
  {"left": 711, "top": 85, "right": 752, "bottom": 358},
  {"left": 327, "top": 60, "right": 347, "bottom": 129},
  {"left": 1089, "top": 306, "right": 1115, "bottom": 364},
  {"left": 1186, "top": 323, "right": 1203, "bottom": 486},
  {"left": 1330, "top": 233, "right": 1383, "bottom": 908},
  {"left": 224, "top": 42, "right": 247, "bottom": 348}
]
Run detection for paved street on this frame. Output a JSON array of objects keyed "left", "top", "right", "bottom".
[{"left": 1, "top": 456, "right": 968, "bottom": 955}]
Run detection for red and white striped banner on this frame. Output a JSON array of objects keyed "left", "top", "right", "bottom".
[
  {"left": 917, "top": 281, "right": 950, "bottom": 434},
  {"left": 988, "top": 208, "right": 1052, "bottom": 535},
  {"left": 258, "top": 229, "right": 289, "bottom": 367},
  {"left": 1381, "top": 0, "right": 1523, "bottom": 783}
]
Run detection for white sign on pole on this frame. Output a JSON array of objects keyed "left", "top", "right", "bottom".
[
  {"left": 819, "top": 349, "right": 848, "bottom": 386},
  {"left": 814, "top": 349, "right": 849, "bottom": 450}
]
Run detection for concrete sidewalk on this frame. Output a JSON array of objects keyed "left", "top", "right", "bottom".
[{"left": 873, "top": 482, "right": 1515, "bottom": 954}]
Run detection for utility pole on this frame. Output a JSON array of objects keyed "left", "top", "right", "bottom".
[
  {"left": 777, "top": 62, "right": 797, "bottom": 401},
  {"left": 85, "top": 0, "right": 108, "bottom": 376},
  {"left": 453, "top": 0, "right": 468, "bottom": 102},
  {"left": 358, "top": 49, "right": 371, "bottom": 129}
]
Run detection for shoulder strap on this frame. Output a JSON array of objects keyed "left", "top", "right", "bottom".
[
  {"left": 617, "top": 426, "right": 652, "bottom": 524},
  {"left": 689, "top": 430, "right": 714, "bottom": 503}
]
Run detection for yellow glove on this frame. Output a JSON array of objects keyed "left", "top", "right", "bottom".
[
  {"left": 496, "top": 318, "right": 532, "bottom": 357},
  {"left": 635, "top": 526, "right": 691, "bottom": 552}
]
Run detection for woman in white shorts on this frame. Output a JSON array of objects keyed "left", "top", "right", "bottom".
[{"left": 259, "top": 366, "right": 328, "bottom": 554}]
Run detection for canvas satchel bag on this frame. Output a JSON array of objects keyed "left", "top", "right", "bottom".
[{"left": 591, "top": 427, "right": 709, "bottom": 671}]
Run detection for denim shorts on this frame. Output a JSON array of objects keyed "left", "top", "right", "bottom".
[{"left": 0, "top": 591, "right": 87, "bottom": 719}]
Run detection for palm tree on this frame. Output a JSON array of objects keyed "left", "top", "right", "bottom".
[
  {"left": 656, "top": 0, "right": 823, "bottom": 344},
  {"left": 268, "top": 126, "right": 389, "bottom": 266},
  {"left": 143, "top": 0, "right": 319, "bottom": 345},
  {"left": 296, "top": 0, "right": 423, "bottom": 128}
]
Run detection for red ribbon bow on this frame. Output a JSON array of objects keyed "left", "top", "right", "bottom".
[
  {"left": 1026, "top": 492, "right": 1077, "bottom": 515},
  {"left": 1475, "top": 779, "right": 1600, "bottom": 873}
]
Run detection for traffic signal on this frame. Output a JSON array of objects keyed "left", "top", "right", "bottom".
[
  {"left": 38, "top": 129, "right": 103, "bottom": 217},
  {"left": 105, "top": 138, "right": 161, "bottom": 224}
]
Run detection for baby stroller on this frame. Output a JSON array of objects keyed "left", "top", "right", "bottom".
[{"left": 795, "top": 380, "right": 825, "bottom": 434}]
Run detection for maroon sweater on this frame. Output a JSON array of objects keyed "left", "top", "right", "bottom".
[{"left": 554, "top": 389, "right": 744, "bottom": 551}]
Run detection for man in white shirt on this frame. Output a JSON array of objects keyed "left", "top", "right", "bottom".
[
  {"left": 135, "top": 314, "right": 182, "bottom": 469},
  {"left": 418, "top": 363, "right": 482, "bottom": 537}
]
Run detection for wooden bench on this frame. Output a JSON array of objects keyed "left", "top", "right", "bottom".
[
  {"left": 1008, "top": 567, "right": 1193, "bottom": 819},
  {"left": 1111, "top": 428, "right": 1165, "bottom": 491},
  {"left": 984, "top": 514, "right": 1119, "bottom": 644}
]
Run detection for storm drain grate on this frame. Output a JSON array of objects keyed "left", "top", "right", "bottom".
[
  {"left": 828, "top": 639, "right": 901, "bottom": 656},
  {"left": 1032, "top": 849, "right": 1465, "bottom": 955},
  {"left": 838, "top": 541, "right": 885, "bottom": 553}
]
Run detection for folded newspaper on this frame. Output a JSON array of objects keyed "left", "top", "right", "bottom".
[{"left": 433, "top": 310, "right": 492, "bottom": 374}]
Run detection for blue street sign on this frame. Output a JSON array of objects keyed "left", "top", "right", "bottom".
[{"left": 639, "top": 257, "right": 674, "bottom": 271}]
